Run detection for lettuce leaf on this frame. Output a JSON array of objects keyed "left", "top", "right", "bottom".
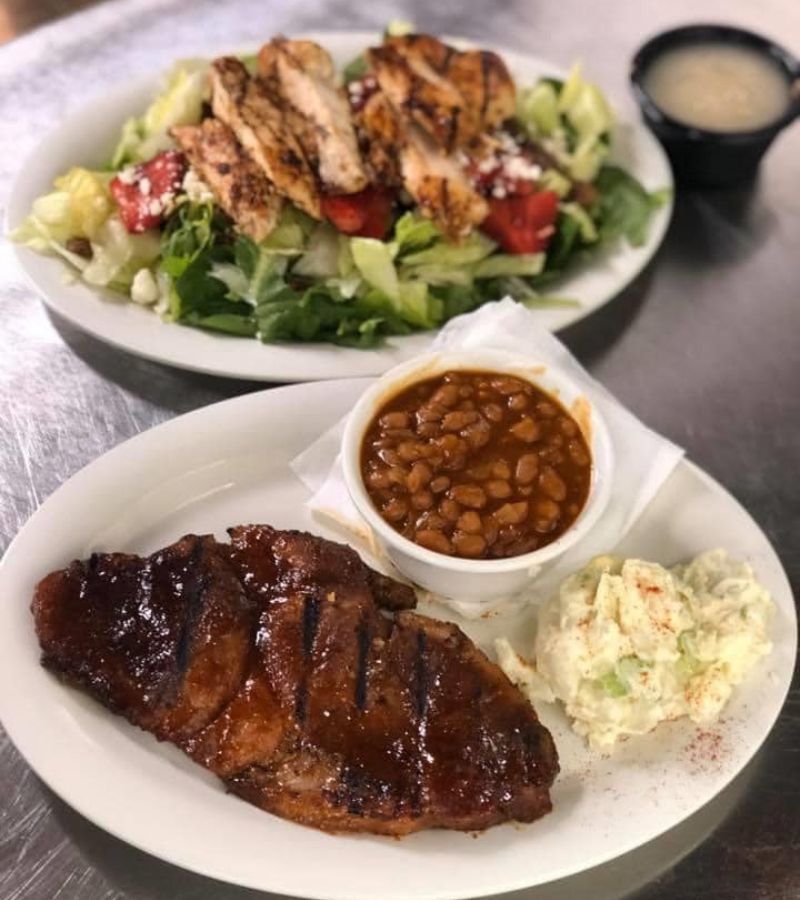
[
  {"left": 11, "top": 167, "right": 114, "bottom": 253},
  {"left": 592, "top": 165, "right": 669, "bottom": 247},
  {"left": 112, "top": 60, "right": 209, "bottom": 168}
]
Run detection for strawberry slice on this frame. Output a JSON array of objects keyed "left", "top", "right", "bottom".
[
  {"left": 321, "top": 187, "right": 394, "bottom": 239},
  {"left": 110, "top": 150, "right": 187, "bottom": 233},
  {"left": 481, "top": 190, "right": 559, "bottom": 255}
]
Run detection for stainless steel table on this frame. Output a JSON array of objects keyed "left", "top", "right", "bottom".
[{"left": 0, "top": 0, "right": 798, "bottom": 898}]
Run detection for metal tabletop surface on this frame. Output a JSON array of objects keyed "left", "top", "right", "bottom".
[{"left": 0, "top": 0, "right": 798, "bottom": 898}]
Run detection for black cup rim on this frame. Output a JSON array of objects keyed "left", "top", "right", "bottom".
[{"left": 630, "top": 23, "right": 800, "bottom": 142}]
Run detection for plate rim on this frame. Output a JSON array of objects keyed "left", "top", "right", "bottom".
[
  {"left": 5, "top": 31, "right": 674, "bottom": 382},
  {"left": 0, "top": 377, "right": 794, "bottom": 900}
]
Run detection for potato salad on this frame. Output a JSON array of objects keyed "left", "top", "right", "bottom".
[{"left": 496, "top": 550, "right": 773, "bottom": 749}]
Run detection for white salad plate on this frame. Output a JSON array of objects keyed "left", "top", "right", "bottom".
[
  {"left": 6, "top": 32, "right": 673, "bottom": 383},
  {"left": 0, "top": 378, "right": 794, "bottom": 900}
]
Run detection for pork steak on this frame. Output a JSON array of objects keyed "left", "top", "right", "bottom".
[{"left": 32, "top": 525, "right": 558, "bottom": 834}]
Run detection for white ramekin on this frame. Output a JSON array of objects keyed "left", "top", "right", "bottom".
[{"left": 341, "top": 350, "right": 614, "bottom": 602}]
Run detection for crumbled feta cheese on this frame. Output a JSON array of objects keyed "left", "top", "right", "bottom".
[
  {"left": 147, "top": 199, "right": 163, "bottom": 217},
  {"left": 491, "top": 184, "right": 507, "bottom": 199},
  {"left": 182, "top": 168, "right": 214, "bottom": 203},
  {"left": 478, "top": 156, "right": 498, "bottom": 174},
  {"left": 130, "top": 268, "right": 159, "bottom": 306},
  {"left": 139, "top": 177, "right": 152, "bottom": 196},
  {"left": 117, "top": 166, "right": 138, "bottom": 185},
  {"left": 497, "top": 130, "right": 520, "bottom": 155},
  {"left": 502, "top": 156, "right": 543, "bottom": 182}
]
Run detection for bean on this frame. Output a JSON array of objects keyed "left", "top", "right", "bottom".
[
  {"left": 492, "top": 377, "right": 524, "bottom": 395},
  {"left": 482, "top": 515, "right": 500, "bottom": 546},
  {"left": 388, "top": 466, "right": 407, "bottom": 485},
  {"left": 491, "top": 460, "right": 511, "bottom": 479},
  {"left": 407, "top": 461, "right": 433, "bottom": 492},
  {"left": 453, "top": 532, "right": 487, "bottom": 557},
  {"left": 378, "top": 447, "right": 401, "bottom": 466},
  {"left": 547, "top": 433, "right": 564, "bottom": 449},
  {"left": 494, "top": 501, "right": 529, "bottom": 525},
  {"left": 515, "top": 453, "right": 539, "bottom": 485},
  {"left": 366, "top": 468, "right": 390, "bottom": 489},
  {"left": 456, "top": 510, "right": 482, "bottom": 534},
  {"left": 384, "top": 428, "right": 416, "bottom": 441},
  {"left": 568, "top": 439, "right": 591, "bottom": 466},
  {"left": 536, "top": 401, "right": 558, "bottom": 418},
  {"left": 450, "top": 484, "right": 487, "bottom": 509},
  {"left": 417, "top": 403, "right": 446, "bottom": 423},
  {"left": 508, "top": 393, "right": 528, "bottom": 411},
  {"left": 379, "top": 411, "right": 409, "bottom": 429},
  {"left": 518, "top": 485, "right": 533, "bottom": 497},
  {"left": 559, "top": 416, "right": 578, "bottom": 437},
  {"left": 540, "top": 466, "right": 567, "bottom": 502},
  {"left": 442, "top": 410, "right": 479, "bottom": 431},
  {"left": 486, "top": 479, "right": 512, "bottom": 499},
  {"left": 416, "top": 512, "right": 447, "bottom": 531},
  {"left": 435, "top": 433, "right": 462, "bottom": 453},
  {"left": 398, "top": 441, "right": 427, "bottom": 462},
  {"left": 416, "top": 422, "right": 441, "bottom": 438},
  {"left": 510, "top": 417, "right": 541, "bottom": 443},
  {"left": 415, "top": 530, "right": 453, "bottom": 554},
  {"left": 430, "top": 475, "right": 451, "bottom": 494},
  {"left": 459, "top": 385, "right": 474, "bottom": 398},
  {"left": 533, "top": 499, "right": 561, "bottom": 533},
  {"left": 432, "top": 384, "right": 461, "bottom": 407},
  {"left": 483, "top": 402, "right": 504, "bottom": 422},
  {"left": 410, "top": 489, "right": 434, "bottom": 510},
  {"left": 382, "top": 497, "right": 408, "bottom": 522},
  {"left": 467, "top": 462, "right": 493, "bottom": 479},
  {"left": 440, "top": 498, "right": 462, "bottom": 522},
  {"left": 567, "top": 503, "right": 579, "bottom": 517},
  {"left": 462, "top": 418, "right": 492, "bottom": 449}
]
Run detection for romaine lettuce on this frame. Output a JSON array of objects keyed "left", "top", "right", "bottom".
[{"left": 111, "top": 61, "right": 209, "bottom": 168}]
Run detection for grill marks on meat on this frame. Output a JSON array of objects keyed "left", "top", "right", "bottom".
[
  {"left": 32, "top": 525, "right": 558, "bottom": 835},
  {"left": 171, "top": 119, "right": 282, "bottom": 242},
  {"left": 32, "top": 535, "right": 254, "bottom": 742},
  {"left": 258, "top": 38, "right": 369, "bottom": 194},
  {"left": 209, "top": 57, "right": 322, "bottom": 218}
]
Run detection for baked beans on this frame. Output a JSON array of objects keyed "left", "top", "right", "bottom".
[{"left": 360, "top": 370, "right": 592, "bottom": 559}]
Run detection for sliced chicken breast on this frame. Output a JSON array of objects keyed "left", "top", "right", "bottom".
[
  {"left": 352, "top": 90, "right": 403, "bottom": 186},
  {"left": 171, "top": 120, "right": 282, "bottom": 242},
  {"left": 355, "top": 89, "right": 487, "bottom": 239},
  {"left": 209, "top": 57, "right": 321, "bottom": 218},
  {"left": 369, "top": 35, "right": 516, "bottom": 151},
  {"left": 258, "top": 38, "right": 369, "bottom": 194},
  {"left": 401, "top": 124, "right": 488, "bottom": 239}
]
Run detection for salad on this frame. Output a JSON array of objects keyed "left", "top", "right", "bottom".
[{"left": 12, "top": 25, "right": 667, "bottom": 348}]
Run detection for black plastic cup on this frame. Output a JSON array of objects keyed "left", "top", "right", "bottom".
[{"left": 630, "top": 24, "right": 800, "bottom": 187}]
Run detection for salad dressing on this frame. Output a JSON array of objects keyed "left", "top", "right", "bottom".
[{"left": 644, "top": 42, "right": 790, "bottom": 132}]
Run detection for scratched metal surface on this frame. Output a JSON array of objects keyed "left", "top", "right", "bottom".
[{"left": 0, "top": 0, "right": 798, "bottom": 898}]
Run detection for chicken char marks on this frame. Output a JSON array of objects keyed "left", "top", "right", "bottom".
[{"left": 32, "top": 525, "right": 558, "bottom": 835}]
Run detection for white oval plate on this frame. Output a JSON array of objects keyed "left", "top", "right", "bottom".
[
  {"left": 6, "top": 32, "right": 673, "bottom": 382},
  {"left": 0, "top": 379, "right": 794, "bottom": 900}
]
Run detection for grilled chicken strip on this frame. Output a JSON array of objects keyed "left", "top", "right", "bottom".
[
  {"left": 369, "top": 35, "right": 516, "bottom": 152},
  {"left": 32, "top": 525, "right": 558, "bottom": 835},
  {"left": 257, "top": 38, "right": 369, "bottom": 194},
  {"left": 171, "top": 120, "right": 282, "bottom": 242},
  {"left": 356, "top": 91, "right": 488, "bottom": 239},
  {"left": 209, "top": 57, "right": 321, "bottom": 218}
]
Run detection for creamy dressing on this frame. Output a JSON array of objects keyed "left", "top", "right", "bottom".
[{"left": 644, "top": 42, "right": 790, "bottom": 131}]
